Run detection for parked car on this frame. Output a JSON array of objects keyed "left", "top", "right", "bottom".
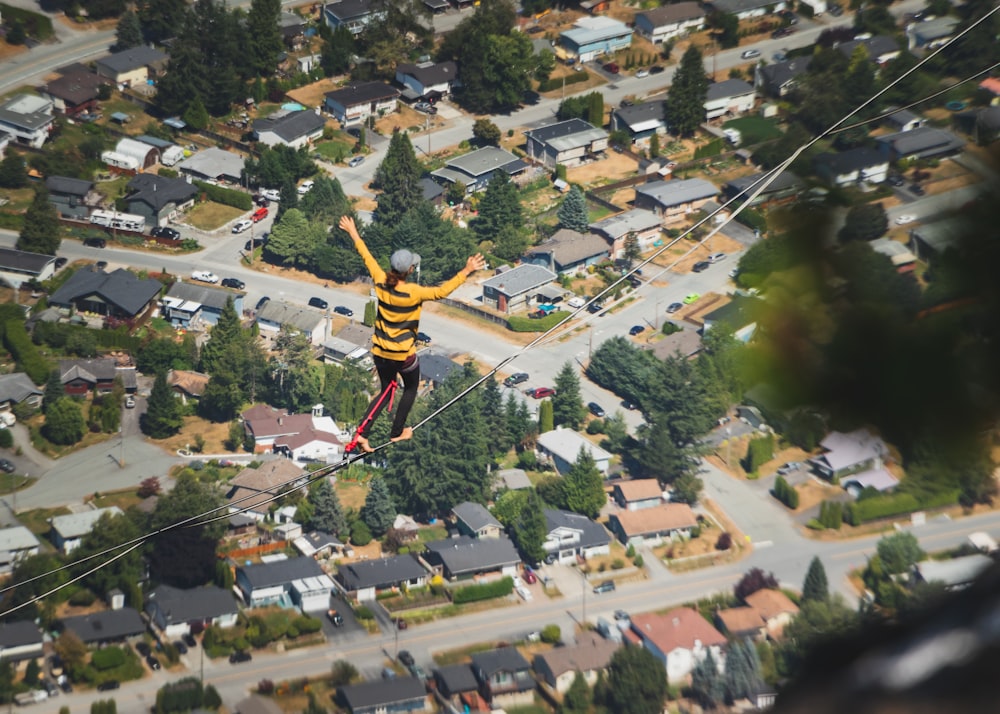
[
  {"left": 740, "top": 49, "right": 761, "bottom": 59},
  {"left": 588, "top": 402, "right": 606, "bottom": 417},
  {"left": 395, "top": 618, "right": 408, "bottom": 630},
  {"left": 895, "top": 214, "right": 917, "bottom": 225},
  {"left": 523, "top": 567, "right": 538, "bottom": 584},
  {"left": 529, "top": 387, "right": 556, "bottom": 399},
  {"left": 173, "top": 641, "right": 188, "bottom": 655},
  {"left": 516, "top": 585, "right": 533, "bottom": 601},
  {"left": 262, "top": 189, "right": 281, "bottom": 201},
  {"left": 245, "top": 234, "right": 268, "bottom": 251},
  {"left": 504, "top": 373, "right": 529, "bottom": 387},
  {"left": 151, "top": 226, "right": 180, "bottom": 240},
  {"left": 83, "top": 237, "right": 106, "bottom": 248},
  {"left": 777, "top": 461, "right": 804, "bottom": 475},
  {"left": 232, "top": 219, "right": 253, "bottom": 233},
  {"left": 666, "top": 302, "right": 683, "bottom": 314},
  {"left": 135, "top": 641, "right": 151, "bottom": 657},
  {"left": 414, "top": 102, "right": 437, "bottom": 114},
  {"left": 96, "top": 260, "right": 108, "bottom": 271},
  {"left": 828, "top": 2, "right": 844, "bottom": 15},
  {"left": 614, "top": 609, "right": 630, "bottom": 622},
  {"left": 398, "top": 650, "right": 415, "bottom": 667},
  {"left": 183, "top": 634, "right": 197, "bottom": 648},
  {"left": 621, "top": 399, "right": 639, "bottom": 410},
  {"left": 255, "top": 296, "right": 270, "bottom": 312},
  {"left": 771, "top": 27, "right": 793, "bottom": 38},
  {"left": 297, "top": 180, "right": 314, "bottom": 194},
  {"left": 252, "top": 206, "right": 269, "bottom": 222},
  {"left": 635, "top": 68, "right": 649, "bottom": 78},
  {"left": 629, "top": 324, "right": 645, "bottom": 336},
  {"left": 327, "top": 609, "right": 344, "bottom": 627},
  {"left": 124, "top": 395, "right": 136, "bottom": 409},
  {"left": 221, "top": 277, "right": 245, "bottom": 289},
  {"left": 0, "top": 459, "right": 16, "bottom": 474},
  {"left": 54, "top": 257, "right": 68, "bottom": 269},
  {"left": 416, "top": 331, "right": 431, "bottom": 344},
  {"left": 587, "top": 301, "right": 605, "bottom": 314},
  {"left": 192, "top": 270, "right": 219, "bottom": 283},
  {"left": 333, "top": 305, "right": 353, "bottom": 316},
  {"left": 649, "top": 65, "right": 665, "bottom": 74},
  {"left": 693, "top": 261, "right": 711, "bottom": 273},
  {"left": 308, "top": 297, "right": 329, "bottom": 310},
  {"left": 708, "top": 252, "right": 726, "bottom": 264},
  {"left": 348, "top": 155, "right": 365, "bottom": 168},
  {"left": 97, "top": 681, "right": 120, "bottom": 691},
  {"left": 593, "top": 580, "right": 616, "bottom": 594},
  {"left": 683, "top": 293, "right": 701, "bottom": 305},
  {"left": 229, "top": 650, "right": 252, "bottom": 664},
  {"left": 909, "top": 183, "right": 926, "bottom": 196},
  {"left": 603, "top": 62, "right": 620, "bottom": 74},
  {"left": 887, "top": 174, "right": 905, "bottom": 186},
  {"left": 59, "top": 679, "right": 73, "bottom": 694},
  {"left": 146, "top": 655, "right": 161, "bottom": 671},
  {"left": 382, "top": 667, "right": 397, "bottom": 679}
]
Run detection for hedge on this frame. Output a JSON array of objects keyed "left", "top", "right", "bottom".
[
  {"left": 537, "top": 71, "right": 590, "bottom": 93},
  {"left": 155, "top": 677, "right": 204, "bottom": 714},
  {"left": 844, "top": 489, "right": 960, "bottom": 525},
  {"left": 452, "top": 576, "right": 513, "bottom": 604},
  {"left": 92, "top": 647, "right": 127, "bottom": 671},
  {"left": 693, "top": 138, "right": 724, "bottom": 159},
  {"left": 194, "top": 181, "right": 253, "bottom": 211},
  {"left": 735, "top": 207, "right": 767, "bottom": 234},
  {"left": 33, "top": 321, "right": 141, "bottom": 352},
  {"left": 773, "top": 475, "right": 799, "bottom": 509},
  {"left": 0, "top": 4, "right": 54, "bottom": 40},
  {"left": 2, "top": 319, "right": 50, "bottom": 384}
]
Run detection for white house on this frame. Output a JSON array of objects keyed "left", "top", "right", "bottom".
[
  {"left": 256, "top": 300, "right": 327, "bottom": 345},
  {"left": 813, "top": 147, "right": 889, "bottom": 187},
  {"left": 628, "top": 608, "right": 727, "bottom": 681},
  {"left": 323, "top": 81, "right": 399, "bottom": 127},
  {"left": 704, "top": 0, "right": 786, "bottom": 21},
  {"left": 0, "top": 94, "right": 55, "bottom": 148},
  {"left": 536, "top": 428, "right": 612, "bottom": 476},
  {"left": 633, "top": 178, "right": 719, "bottom": 223},
  {"left": 394, "top": 61, "right": 458, "bottom": 100},
  {"left": 543, "top": 509, "right": 611, "bottom": 564},
  {"left": 634, "top": 3, "right": 706, "bottom": 44},
  {"left": 589, "top": 208, "right": 663, "bottom": 258},
  {"left": 703, "top": 79, "right": 755, "bottom": 120},
  {"left": 0, "top": 621, "right": 44, "bottom": 662},
  {"left": 50, "top": 507, "right": 124, "bottom": 554},
  {"left": 0, "top": 526, "right": 41, "bottom": 576}
]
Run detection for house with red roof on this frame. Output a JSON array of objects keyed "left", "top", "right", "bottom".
[
  {"left": 627, "top": 607, "right": 726, "bottom": 681},
  {"left": 241, "top": 404, "right": 347, "bottom": 462}
]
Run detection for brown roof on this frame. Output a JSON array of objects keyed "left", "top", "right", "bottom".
[
  {"left": 630, "top": 608, "right": 726, "bottom": 653},
  {"left": 274, "top": 428, "right": 342, "bottom": 451},
  {"left": 611, "top": 503, "right": 697, "bottom": 537},
  {"left": 227, "top": 460, "right": 305, "bottom": 512},
  {"left": 716, "top": 606, "right": 765, "bottom": 635},
  {"left": 614, "top": 479, "right": 662, "bottom": 502},
  {"left": 42, "top": 69, "right": 105, "bottom": 105},
  {"left": 744, "top": 588, "right": 800, "bottom": 620},
  {"left": 167, "top": 369, "right": 209, "bottom": 397},
  {"left": 242, "top": 403, "right": 289, "bottom": 422},
  {"left": 533, "top": 631, "right": 620, "bottom": 678},
  {"left": 246, "top": 412, "right": 313, "bottom": 440}
]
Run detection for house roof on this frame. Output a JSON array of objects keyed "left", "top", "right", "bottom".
[
  {"left": 705, "top": 78, "right": 754, "bottom": 101},
  {"left": 127, "top": 173, "right": 198, "bottom": 211},
  {"left": 453, "top": 502, "right": 500, "bottom": 532},
  {"left": 336, "top": 322, "right": 374, "bottom": 348},
  {"left": 396, "top": 60, "right": 458, "bottom": 86},
  {"left": 836, "top": 35, "right": 899, "bottom": 61},
  {"left": 589, "top": 208, "right": 661, "bottom": 240},
  {"left": 613, "top": 101, "right": 667, "bottom": 133},
  {"left": 525, "top": 118, "right": 608, "bottom": 153},
  {"left": 419, "top": 352, "right": 463, "bottom": 385},
  {"left": 242, "top": 403, "right": 289, "bottom": 422},
  {"left": 252, "top": 109, "right": 326, "bottom": 143},
  {"left": 51, "top": 507, "right": 123, "bottom": 539},
  {"left": 724, "top": 170, "right": 804, "bottom": 199},
  {"left": 635, "top": 178, "right": 719, "bottom": 207},
  {"left": 630, "top": 607, "right": 726, "bottom": 653},
  {"left": 979, "top": 77, "right": 1000, "bottom": 96},
  {"left": 293, "top": 529, "right": 344, "bottom": 557},
  {"left": 536, "top": 428, "right": 613, "bottom": 466},
  {"left": 495, "top": 468, "right": 532, "bottom": 491},
  {"left": 560, "top": 16, "right": 632, "bottom": 46},
  {"left": 177, "top": 147, "right": 246, "bottom": 181},
  {"left": 324, "top": 0, "right": 376, "bottom": 21},
  {"left": 637, "top": 2, "right": 705, "bottom": 27},
  {"left": 0, "top": 620, "right": 42, "bottom": 648},
  {"left": 256, "top": 300, "right": 325, "bottom": 334},
  {"left": 228, "top": 460, "right": 306, "bottom": 511},
  {"left": 434, "top": 663, "right": 479, "bottom": 696},
  {"left": 423, "top": 535, "right": 521, "bottom": 575},
  {"left": 817, "top": 429, "right": 887, "bottom": 471},
  {"left": 744, "top": 588, "right": 799, "bottom": 620},
  {"left": 340, "top": 677, "right": 427, "bottom": 710},
  {"left": 146, "top": 584, "right": 237, "bottom": 625},
  {"left": 420, "top": 176, "right": 444, "bottom": 201},
  {"left": 0, "top": 373, "right": 43, "bottom": 404},
  {"left": 136, "top": 134, "right": 175, "bottom": 150},
  {"left": 876, "top": 126, "right": 964, "bottom": 157},
  {"left": 45, "top": 175, "right": 94, "bottom": 196},
  {"left": 544, "top": 509, "right": 611, "bottom": 550},
  {"left": 482, "top": 264, "right": 557, "bottom": 297},
  {"left": 337, "top": 554, "right": 428, "bottom": 591},
  {"left": 324, "top": 81, "right": 400, "bottom": 107},
  {"left": 758, "top": 56, "right": 812, "bottom": 90},
  {"left": 609, "top": 503, "right": 697, "bottom": 537},
  {"left": 60, "top": 607, "right": 145, "bottom": 643},
  {"left": 238, "top": 556, "right": 325, "bottom": 589},
  {"left": 438, "top": 146, "right": 524, "bottom": 179},
  {"left": 472, "top": 646, "right": 531, "bottom": 677},
  {"left": 716, "top": 606, "right": 765, "bottom": 634},
  {"left": 96, "top": 46, "right": 168, "bottom": 74},
  {"left": 614, "top": 479, "right": 663, "bottom": 502},
  {"left": 534, "top": 630, "right": 619, "bottom": 677},
  {"left": 235, "top": 696, "right": 283, "bottom": 714},
  {"left": 0, "top": 526, "right": 40, "bottom": 552},
  {"left": 526, "top": 229, "right": 609, "bottom": 267},
  {"left": 274, "top": 427, "right": 342, "bottom": 453},
  {"left": 42, "top": 69, "right": 104, "bottom": 105},
  {"left": 814, "top": 147, "right": 887, "bottom": 176},
  {"left": 0, "top": 95, "right": 53, "bottom": 132},
  {"left": 885, "top": 107, "right": 921, "bottom": 128},
  {"left": 166, "top": 281, "right": 243, "bottom": 310},
  {"left": 0, "top": 246, "right": 56, "bottom": 274},
  {"left": 870, "top": 237, "right": 916, "bottom": 266},
  {"left": 910, "top": 15, "right": 958, "bottom": 41},
  {"left": 707, "top": 0, "right": 778, "bottom": 13},
  {"left": 915, "top": 554, "right": 992, "bottom": 587},
  {"left": 167, "top": 369, "right": 210, "bottom": 397},
  {"left": 49, "top": 265, "right": 163, "bottom": 316},
  {"left": 842, "top": 466, "right": 899, "bottom": 492},
  {"left": 646, "top": 326, "right": 703, "bottom": 360}
]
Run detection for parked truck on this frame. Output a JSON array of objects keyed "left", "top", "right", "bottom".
[{"left": 15, "top": 690, "right": 48, "bottom": 706}]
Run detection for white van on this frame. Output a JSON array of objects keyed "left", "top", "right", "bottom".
[{"left": 567, "top": 296, "right": 586, "bottom": 309}]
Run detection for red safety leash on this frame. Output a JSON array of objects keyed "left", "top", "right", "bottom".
[{"left": 344, "top": 378, "right": 399, "bottom": 454}]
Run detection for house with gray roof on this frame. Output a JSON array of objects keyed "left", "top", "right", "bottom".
[
  {"left": 723, "top": 170, "right": 804, "bottom": 207},
  {"left": 876, "top": 126, "right": 965, "bottom": 162},
  {"left": 481, "top": 264, "right": 557, "bottom": 313},
  {"left": 610, "top": 101, "right": 667, "bottom": 149},
  {"left": 810, "top": 429, "right": 888, "bottom": 481},
  {"left": 543, "top": 508, "right": 611, "bottom": 563},
  {"left": 236, "top": 556, "right": 334, "bottom": 611},
  {"left": 452, "top": 502, "right": 502, "bottom": 539},
  {"left": 433, "top": 664, "right": 480, "bottom": 706},
  {"left": 0, "top": 526, "right": 41, "bottom": 576},
  {"left": 471, "top": 647, "right": 535, "bottom": 708},
  {"left": 913, "top": 554, "right": 992, "bottom": 591},
  {"left": 321, "top": 335, "right": 370, "bottom": 365},
  {"left": 589, "top": 208, "right": 662, "bottom": 258},
  {"left": 0, "top": 373, "right": 42, "bottom": 413},
  {"left": 525, "top": 118, "right": 609, "bottom": 169},
  {"left": 836, "top": 35, "right": 900, "bottom": 65},
  {"left": 430, "top": 147, "right": 528, "bottom": 195},
  {"left": 51, "top": 507, "right": 124, "bottom": 554},
  {"left": 323, "top": 82, "right": 399, "bottom": 127},
  {"left": 536, "top": 428, "right": 613, "bottom": 476},
  {"left": 59, "top": 607, "right": 145, "bottom": 645},
  {"left": 59, "top": 357, "right": 136, "bottom": 396},
  {"left": 635, "top": 3, "right": 706, "bottom": 44},
  {"left": 646, "top": 323, "right": 703, "bottom": 360},
  {"left": 39, "top": 68, "right": 105, "bottom": 117},
  {"left": 754, "top": 56, "right": 812, "bottom": 98},
  {"left": 322, "top": 0, "right": 385, "bottom": 35},
  {"left": 0, "top": 621, "right": 43, "bottom": 661},
  {"left": 339, "top": 676, "right": 428, "bottom": 714},
  {"left": 95, "top": 46, "right": 168, "bottom": 86},
  {"left": 421, "top": 535, "right": 521, "bottom": 580},
  {"left": 703, "top": 79, "right": 755, "bottom": 120},
  {"left": 525, "top": 228, "right": 609, "bottom": 275},
  {"left": 883, "top": 107, "right": 925, "bottom": 133},
  {"left": 908, "top": 218, "right": 964, "bottom": 261},
  {"left": 534, "top": 630, "right": 620, "bottom": 693},
  {"left": 145, "top": 584, "right": 239, "bottom": 638},
  {"left": 46, "top": 175, "right": 98, "bottom": 219},
  {"left": 558, "top": 16, "right": 633, "bottom": 63},
  {"left": 870, "top": 237, "right": 917, "bottom": 274},
  {"left": 907, "top": 15, "right": 959, "bottom": 51},
  {"left": 125, "top": 174, "right": 198, "bottom": 226},
  {"left": 395, "top": 61, "right": 458, "bottom": 100},
  {"left": 494, "top": 468, "right": 532, "bottom": 493},
  {"left": 49, "top": 265, "right": 162, "bottom": 320},
  {"left": 163, "top": 281, "right": 245, "bottom": 327},
  {"left": 252, "top": 109, "right": 327, "bottom": 149},
  {"left": 0, "top": 94, "right": 55, "bottom": 148},
  {"left": 256, "top": 300, "right": 327, "bottom": 344},
  {"left": 418, "top": 352, "right": 463, "bottom": 389},
  {"left": 335, "top": 554, "right": 428, "bottom": 601},
  {"left": 813, "top": 147, "right": 889, "bottom": 186},
  {"left": 0, "top": 246, "right": 56, "bottom": 287},
  {"left": 704, "top": 0, "right": 786, "bottom": 20},
  {"left": 633, "top": 178, "right": 719, "bottom": 223},
  {"left": 177, "top": 147, "right": 246, "bottom": 184}
]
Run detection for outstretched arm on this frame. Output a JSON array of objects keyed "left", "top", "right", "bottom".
[
  {"left": 339, "top": 215, "right": 384, "bottom": 283},
  {"left": 413, "top": 253, "right": 488, "bottom": 301}
]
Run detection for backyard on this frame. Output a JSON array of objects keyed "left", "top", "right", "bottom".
[{"left": 185, "top": 201, "right": 246, "bottom": 231}]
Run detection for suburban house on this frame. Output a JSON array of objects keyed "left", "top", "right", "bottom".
[
  {"left": 0, "top": 621, "right": 44, "bottom": 661},
  {"left": 177, "top": 147, "right": 246, "bottom": 184},
  {"left": 558, "top": 16, "right": 633, "bottom": 63},
  {"left": 913, "top": 553, "right": 992, "bottom": 591},
  {"left": 481, "top": 264, "right": 557, "bottom": 313},
  {"left": 612, "top": 479, "right": 664, "bottom": 511},
  {"left": 810, "top": 428, "right": 889, "bottom": 482},
  {"left": 0, "top": 372, "right": 43, "bottom": 415},
  {"left": 136, "top": 134, "right": 185, "bottom": 167},
  {"left": 39, "top": 68, "right": 105, "bottom": 117},
  {"left": 908, "top": 218, "right": 963, "bottom": 262},
  {"left": 292, "top": 528, "right": 347, "bottom": 559},
  {"left": 236, "top": 556, "right": 334, "bottom": 611},
  {"left": 453, "top": 502, "right": 503, "bottom": 539},
  {"left": 883, "top": 107, "right": 925, "bottom": 133},
  {"left": 421, "top": 535, "right": 521, "bottom": 581},
  {"left": 723, "top": 170, "right": 804, "bottom": 208},
  {"left": 702, "top": 294, "right": 762, "bottom": 342},
  {"left": 841, "top": 465, "right": 899, "bottom": 497},
  {"left": 235, "top": 696, "right": 283, "bottom": 714},
  {"left": 836, "top": 35, "right": 900, "bottom": 66},
  {"left": 420, "top": 176, "right": 445, "bottom": 205},
  {"left": 813, "top": 147, "right": 889, "bottom": 187},
  {"left": 536, "top": 428, "right": 612, "bottom": 476},
  {"left": 646, "top": 325, "right": 703, "bottom": 361},
  {"left": 875, "top": 126, "right": 965, "bottom": 162},
  {"left": 870, "top": 237, "right": 917, "bottom": 274},
  {"left": 50, "top": 507, "right": 124, "bottom": 554},
  {"left": 417, "top": 352, "right": 463, "bottom": 391},
  {"left": 125, "top": 174, "right": 199, "bottom": 226},
  {"left": 256, "top": 299, "right": 327, "bottom": 344},
  {"left": 524, "top": 118, "right": 609, "bottom": 169},
  {"left": 323, "top": 82, "right": 400, "bottom": 127},
  {"left": 95, "top": 46, "right": 168, "bottom": 86},
  {"left": 278, "top": 11, "right": 306, "bottom": 48},
  {"left": 543, "top": 508, "right": 611, "bottom": 564},
  {"left": 58, "top": 357, "right": 136, "bottom": 396},
  {"left": 610, "top": 101, "right": 667, "bottom": 149},
  {"left": 589, "top": 208, "right": 663, "bottom": 258},
  {"left": 226, "top": 459, "right": 308, "bottom": 520},
  {"left": 252, "top": 109, "right": 327, "bottom": 149},
  {"left": 241, "top": 403, "right": 347, "bottom": 461},
  {"left": 0, "top": 94, "right": 55, "bottom": 148},
  {"left": 634, "top": 3, "right": 706, "bottom": 44},
  {"left": 606, "top": 503, "right": 698, "bottom": 546},
  {"left": 627, "top": 608, "right": 727, "bottom": 680},
  {"left": 703, "top": 0, "right": 786, "bottom": 20},
  {"left": 533, "top": 630, "right": 619, "bottom": 693},
  {"left": 433, "top": 664, "right": 485, "bottom": 712},
  {"left": 164, "top": 370, "right": 208, "bottom": 405},
  {"left": 744, "top": 588, "right": 799, "bottom": 638},
  {"left": 907, "top": 15, "right": 959, "bottom": 51},
  {"left": 59, "top": 608, "right": 145, "bottom": 645},
  {"left": 716, "top": 605, "right": 769, "bottom": 640},
  {"left": 335, "top": 554, "right": 429, "bottom": 601},
  {"left": 162, "top": 281, "right": 246, "bottom": 329},
  {"left": 45, "top": 175, "right": 98, "bottom": 219},
  {"left": 0, "top": 526, "right": 41, "bottom": 576},
  {"left": 525, "top": 228, "right": 610, "bottom": 275},
  {"left": 633, "top": 178, "right": 719, "bottom": 223},
  {"left": 395, "top": 61, "right": 458, "bottom": 101},
  {"left": 321, "top": 335, "right": 370, "bottom": 365},
  {"left": 471, "top": 647, "right": 536, "bottom": 708},
  {"left": 430, "top": 146, "right": 528, "bottom": 195},
  {"left": 339, "top": 677, "right": 428, "bottom": 714},
  {"left": 107, "top": 137, "right": 160, "bottom": 172},
  {"left": 754, "top": 57, "right": 812, "bottom": 98},
  {"left": 145, "top": 584, "right": 239, "bottom": 638},
  {"left": 703, "top": 79, "right": 755, "bottom": 120},
  {"left": 322, "top": 0, "right": 385, "bottom": 35},
  {"left": 494, "top": 468, "right": 532, "bottom": 492},
  {"left": 49, "top": 266, "right": 162, "bottom": 320}
]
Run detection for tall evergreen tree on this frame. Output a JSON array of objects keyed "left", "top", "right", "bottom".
[
  {"left": 691, "top": 649, "right": 724, "bottom": 708},
  {"left": 472, "top": 171, "right": 523, "bottom": 247},
  {"left": 17, "top": 188, "right": 61, "bottom": 255},
  {"left": 802, "top": 556, "right": 829, "bottom": 602},
  {"left": 150, "top": 473, "right": 226, "bottom": 587},
  {"left": 360, "top": 476, "right": 396, "bottom": 536},
  {"left": 562, "top": 671, "right": 591, "bottom": 714},
  {"left": 319, "top": 23, "right": 354, "bottom": 76},
  {"left": 607, "top": 646, "right": 667, "bottom": 714},
  {"left": 539, "top": 399, "right": 554, "bottom": 434},
  {"left": 114, "top": 9, "right": 144, "bottom": 50},
  {"left": 137, "top": 0, "right": 188, "bottom": 44},
  {"left": 557, "top": 185, "right": 589, "bottom": 233},
  {"left": 43, "top": 398, "right": 85, "bottom": 445},
  {"left": 513, "top": 490, "right": 547, "bottom": 564},
  {"left": 372, "top": 130, "right": 424, "bottom": 226},
  {"left": 200, "top": 298, "right": 243, "bottom": 374},
  {"left": 0, "top": 153, "right": 28, "bottom": 189},
  {"left": 723, "top": 640, "right": 754, "bottom": 703},
  {"left": 563, "top": 448, "right": 606, "bottom": 519},
  {"left": 142, "top": 371, "right": 183, "bottom": 438},
  {"left": 666, "top": 45, "right": 709, "bottom": 137},
  {"left": 552, "top": 362, "right": 584, "bottom": 429},
  {"left": 310, "top": 478, "right": 347, "bottom": 536},
  {"left": 43, "top": 369, "right": 64, "bottom": 416},
  {"left": 588, "top": 91, "right": 604, "bottom": 127},
  {"left": 246, "top": 0, "right": 283, "bottom": 76}
]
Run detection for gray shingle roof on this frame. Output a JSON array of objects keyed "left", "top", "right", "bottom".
[
  {"left": 167, "top": 281, "right": 243, "bottom": 310},
  {"left": 482, "top": 264, "right": 557, "bottom": 297},
  {"left": 0, "top": 246, "right": 56, "bottom": 273},
  {"left": 758, "top": 56, "right": 812, "bottom": 91},
  {"left": 324, "top": 0, "right": 376, "bottom": 21},
  {"left": 471, "top": 647, "right": 531, "bottom": 677},
  {"left": 544, "top": 508, "right": 611, "bottom": 550},
  {"left": 127, "top": 174, "right": 198, "bottom": 211},
  {"left": 635, "top": 178, "right": 719, "bottom": 207},
  {"left": 724, "top": 170, "right": 804, "bottom": 198},
  {"left": 177, "top": 147, "right": 246, "bottom": 181},
  {"left": 396, "top": 61, "right": 458, "bottom": 87},
  {"left": 45, "top": 175, "right": 93, "bottom": 196},
  {"left": 876, "top": 126, "right": 964, "bottom": 157},
  {"left": 419, "top": 352, "right": 463, "bottom": 385},
  {"left": 340, "top": 677, "right": 426, "bottom": 710},
  {"left": 336, "top": 554, "right": 428, "bottom": 591},
  {"left": 525, "top": 118, "right": 608, "bottom": 152},
  {"left": 612, "top": 101, "right": 666, "bottom": 131},
  {"left": 526, "top": 229, "right": 609, "bottom": 267},
  {"left": 238, "top": 557, "right": 325, "bottom": 589},
  {"left": 60, "top": 607, "right": 145, "bottom": 643},
  {"left": 707, "top": 0, "right": 777, "bottom": 13},
  {"left": 836, "top": 35, "right": 899, "bottom": 61},
  {"left": 439, "top": 146, "right": 524, "bottom": 179},
  {"left": 434, "top": 663, "right": 479, "bottom": 696},
  {"left": 252, "top": 109, "right": 326, "bottom": 143},
  {"left": 814, "top": 147, "right": 886, "bottom": 175},
  {"left": 0, "top": 526, "right": 40, "bottom": 552},
  {"left": 51, "top": 507, "right": 124, "bottom": 539},
  {"left": 0, "top": 621, "right": 42, "bottom": 648},
  {"left": 145, "top": 584, "right": 237, "bottom": 626},
  {"left": 589, "top": 208, "right": 661, "bottom": 240},
  {"left": 49, "top": 266, "right": 163, "bottom": 316},
  {"left": 0, "top": 95, "right": 55, "bottom": 132},
  {"left": 257, "top": 300, "right": 325, "bottom": 333},
  {"left": 96, "top": 46, "right": 168, "bottom": 74},
  {"left": 423, "top": 535, "right": 520, "bottom": 576},
  {"left": 637, "top": 2, "right": 705, "bottom": 27},
  {"left": 706, "top": 78, "right": 754, "bottom": 101},
  {"left": 452, "top": 502, "right": 501, "bottom": 532},
  {"left": 324, "top": 81, "right": 399, "bottom": 106}
]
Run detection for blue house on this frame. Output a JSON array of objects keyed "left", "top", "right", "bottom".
[
  {"left": 559, "top": 16, "right": 633, "bottom": 63},
  {"left": 162, "top": 281, "right": 245, "bottom": 327}
]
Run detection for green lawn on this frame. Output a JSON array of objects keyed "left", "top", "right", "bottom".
[
  {"left": 19, "top": 506, "right": 71, "bottom": 536},
  {"left": 314, "top": 135, "right": 356, "bottom": 163},
  {"left": 723, "top": 116, "right": 783, "bottom": 145},
  {"left": 0, "top": 474, "right": 35, "bottom": 493}
]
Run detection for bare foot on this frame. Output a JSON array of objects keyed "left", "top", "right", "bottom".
[
  {"left": 356, "top": 435, "right": 374, "bottom": 453},
  {"left": 389, "top": 427, "right": 413, "bottom": 443}
]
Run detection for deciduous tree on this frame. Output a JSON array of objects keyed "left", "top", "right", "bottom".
[
  {"left": 473, "top": 118, "right": 502, "bottom": 146},
  {"left": 43, "top": 398, "right": 85, "bottom": 445},
  {"left": 876, "top": 531, "right": 924, "bottom": 574},
  {"left": 735, "top": 568, "right": 779, "bottom": 601}
]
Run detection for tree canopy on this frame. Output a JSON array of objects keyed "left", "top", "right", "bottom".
[
  {"left": 666, "top": 45, "right": 708, "bottom": 137},
  {"left": 606, "top": 646, "right": 668, "bottom": 714},
  {"left": 17, "top": 187, "right": 61, "bottom": 255}
]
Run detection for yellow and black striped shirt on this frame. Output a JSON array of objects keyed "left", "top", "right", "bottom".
[{"left": 355, "top": 237, "right": 467, "bottom": 361}]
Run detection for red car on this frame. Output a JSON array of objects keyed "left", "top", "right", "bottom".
[
  {"left": 252, "top": 206, "right": 269, "bottom": 222},
  {"left": 523, "top": 568, "right": 538, "bottom": 584},
  {"left": 529, "top": 387, "right": 556, "bottom": 399}
]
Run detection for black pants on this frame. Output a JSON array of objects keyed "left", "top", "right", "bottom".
[{"left": 358, "top": 354, "right": 420, "bottom": 439}]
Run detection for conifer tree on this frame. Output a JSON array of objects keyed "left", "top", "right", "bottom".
[
  {"left": 562, "top": 671, "right": 591, "bottom": 713},
  {"left": 557, "top": 185, "right": 589, "bottom": 233},
  {"left": 802, "top": 556, "right": 829, "bottom": 602},
  {"left": 372, "top": 130, "right": 423, "bottom": 226},
  {"left": 513, "top": 490, "right": 547, "bottom": 565},
  {"left": 552, "top": 362, "right": 585, "bottom": 429},
  {"left": 142, "top": 372, "right": 183, "bottom": 439},
  {"left": 723, "top": 640, "right": 754, "bottom": 703},
  {"left": 246, "top": 0, "right": 283, "bottom": 76},
  {"left": 563, "top": 448, "right": 606, "bottom": 519},
  {"left": 666, "top": 45, "right": 709, "bottom": 137},
  {"left": 43, "top": 369, "right": 64, "bottom": 417},
  {"left": 310, "top": 478, "right": 347, "bottom": 536},
  {"left": 0, "top": 153, "right": 28, "bottom": 189},
  {"left": 538, "top": 399, "right": 554, "bottom": 434},
  {"left": 360, "top": 476, "right": 396, "bottom": 537},
  {"left": 691, "top": 648, "right": 724, "bottom": 708},
  {"left": 114, "top": 9, "right": 143, "bottom": 50},
  {"left": 472, "top": 172, "right": 523, "bottom": 247},
  {"left": 17, "top": 188, "right": 61, "bottom": 255}
]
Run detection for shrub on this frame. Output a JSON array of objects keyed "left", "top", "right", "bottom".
[
  {"left": 540, "top": 624, "right": 561, "bottom": 644},
  {"left": 293, "top": 616, "right": 322, "bottom": 635},
  {"left": 625, "top": 544, "right": 635, "bottom": 558},
  {"left": 610, "top": 558, "right": 625, "bottom": 570},
  {"left": 773, "top": 475, "right": 799, "bottom": 509},
  {"left": 194, "top": 181, "right": 253, "bottom": 210},
  {"left": 354, "top": 606, "right": 374, "bottom": 620},
  {"left": 818, "top": 500, "right": 843, "bottom": 529},
  {"left": 0, "top": 429, "right": 11, "bottom": 448},
  {"left": 69, "top": 589, "right": 96, "bottom": 606},
  {"left": 743, "top": 434, "right": 774, "bottom": 473},
  {"left": 91, "top": 647, "right": 126, "bottom": 670},
  {"left": 452, "top": 577, "right": 514, "bottom": 604},
  {"left": 586, "top": 419, "right": 604, "bottom": 435},
  {"left": 633, "top": 554, "right": 644, "bottom": 567},
  {"left": 351, "top": 521, "right": 372, "bottom": 546},
  {"left": 716, "top": 532, "right": 733, "bottom": 551}
]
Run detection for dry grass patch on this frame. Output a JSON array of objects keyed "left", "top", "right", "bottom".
[
  {"left": 566, "top": 151, "right": 640, "bottom": 186},
  {"left": 185, "top": 202, "right": 245, "bottom": 231},
  {"left": 156, "top": 416, "right": 235, "bottom": 455},
  {"left": 286, "top": 78, "right": 339, "bottom": 108}
]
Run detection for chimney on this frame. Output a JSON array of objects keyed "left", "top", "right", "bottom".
[{"left": 278, "top": 417, "right": 283, "bottom": 426}]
